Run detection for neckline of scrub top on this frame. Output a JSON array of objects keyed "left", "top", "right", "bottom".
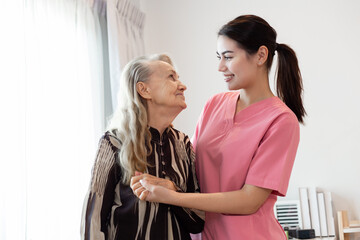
[{"left": 229, "top": 92, "right": 279, "bottom": 124}]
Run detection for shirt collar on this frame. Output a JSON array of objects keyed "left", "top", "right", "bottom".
[{"left": 149, "top": 126, "right": 171, "bottom": 143}]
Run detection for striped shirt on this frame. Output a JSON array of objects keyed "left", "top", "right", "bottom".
[{"left": 81, "top": 127, "right": 204, "bottom": 240}]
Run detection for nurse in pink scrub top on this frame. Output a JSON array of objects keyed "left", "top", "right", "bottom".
[{"left": 131, "top": 15, "right": 306, "bottom": 240}]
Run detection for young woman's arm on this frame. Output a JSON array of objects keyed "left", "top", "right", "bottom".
[{"left": 132, "top": 179, "right": 271, "bottom": 215}]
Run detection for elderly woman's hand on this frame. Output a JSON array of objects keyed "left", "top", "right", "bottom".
[{"left": 130, "top": 172, "right": 177, "bottom": 200}]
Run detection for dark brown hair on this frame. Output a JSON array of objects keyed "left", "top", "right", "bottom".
[{"left": 218, "top": 15, "right": 306, "bottom": 123}]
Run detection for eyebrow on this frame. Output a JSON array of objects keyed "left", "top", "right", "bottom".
[
  {"left": 216, "top": 50, "right": 234, "bottom": 56},
  {"left": 169, "top": 69, "right": 177, "bottom": 75}
]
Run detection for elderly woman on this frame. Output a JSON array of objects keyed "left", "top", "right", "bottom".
[{"left": 80, "top": 54, "right": 204, "bottom": 240}]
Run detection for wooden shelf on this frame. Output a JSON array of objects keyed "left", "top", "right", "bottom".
[
  {"left": 338, "top": 210, "right": 360, "bottom": 240},
  {"left": 292, "top": 238, "right": 336, "bottom": 240}
]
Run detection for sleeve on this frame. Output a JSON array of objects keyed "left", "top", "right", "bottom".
[
  {"left": 245, "top": 113, "right": 300, "bottom": 197},
  {"left": 80, "top": 135, "right": 121, "bottom": 240},
  {"left": 170, "top": 136, "right": 205, "bottom": 234}
]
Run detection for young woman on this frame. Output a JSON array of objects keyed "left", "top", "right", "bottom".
[
  {"left": 80, "top": 54, "right": 204, "bottom": 240},
  {"left": 131, "top": 15, "right": 306, "bottom": 240}
]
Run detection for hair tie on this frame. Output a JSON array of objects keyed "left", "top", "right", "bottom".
[{"left": 275, "top": 43, "right": 279, "bottom": 51}]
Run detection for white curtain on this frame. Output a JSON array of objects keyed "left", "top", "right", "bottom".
[
  {"left": 0, "top": 0, "right": 146, "bottom": 239},
  {"left": 24, "top": 0, "right": 106, "bottom": 239},
  {"left": 0, "top": 1, "right": 27, "bottom": 239},
  {"left": 0, "top": 0, "right": 106, "bottom": 239},
  {"left": 107, "top": 0, "right": 145, "bottom": 112}
]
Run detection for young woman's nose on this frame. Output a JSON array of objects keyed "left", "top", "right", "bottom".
[{"left": 218, "top": 59, "right": 227, "bottom": 72}]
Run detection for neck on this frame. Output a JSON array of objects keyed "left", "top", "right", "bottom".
[
  {"left": 147, "top": 105, "right": 180, "bottom": 136},
  {"left": 236, "top": 74, "right": 274, "bottom": 113}
]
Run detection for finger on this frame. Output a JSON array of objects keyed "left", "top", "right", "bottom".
[
  {"left": 134, "top": 186, "right": 146, "bottom": 197},
  {"left": 131, "top": 182, "right": 143, "bottom": 192},
  {"left": 135, "top": 171, "right": 143, "bottom": 176},
  {"left": 139, "top": 190, "right": 149, "bottom": 201},
  {"left": 130, "top": 175, "right": 143, "bottom": 186}
]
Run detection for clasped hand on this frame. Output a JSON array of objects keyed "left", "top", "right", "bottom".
[{"left": 130, "top": 172, "right": 176, "bottom": 202}]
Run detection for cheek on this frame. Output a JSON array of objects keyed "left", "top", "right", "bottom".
[
  {"left": 166, "top": 83, "right": 177, "bottom": 93},
  {"left": 228, "top": 62, "right": 241, "bottom": 76}
]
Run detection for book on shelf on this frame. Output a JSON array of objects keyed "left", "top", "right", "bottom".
[
  {"left": 299, "top": 187, "right": 312, "bottom": 229},
  {"left": 308, "top": 187, "right": 321, "bottom": 237},
  {"left": 324, "top": 192, "right": 336, "bottom": 237},
  {"left": 317, "top": 192, "right": 328, "bottom": 236},
  {"left": 298, "top": 187, "right": 336, "bottom": 238}
]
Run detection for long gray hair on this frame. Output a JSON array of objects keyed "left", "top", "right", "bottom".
[{"left": 107, "top": 53, "right": 174, "bottom": 184}]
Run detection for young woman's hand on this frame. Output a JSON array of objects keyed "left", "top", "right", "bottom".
[
  {"left": 130, "top": 172, "right": 177, "bottom": 201},
  {"left": 136, "top": 178, "right": 176, "bottom": 203}
]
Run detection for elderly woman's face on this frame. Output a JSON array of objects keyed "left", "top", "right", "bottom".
[{"left": 145, "top": 61, "right": 187, "bottom": 111}]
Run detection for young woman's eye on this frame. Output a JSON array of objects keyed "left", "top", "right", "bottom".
[{"left": 216, "top": 55, "right": 232, "bottom": 61}]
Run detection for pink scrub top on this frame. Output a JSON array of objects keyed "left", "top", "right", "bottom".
[{"left": 192, "top": 92, "right": 300, "bottom": 240}]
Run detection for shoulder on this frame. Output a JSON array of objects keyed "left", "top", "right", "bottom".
[
  {"left": 263, "top": 98, "right": 300, "bottom": 137},
  {"left": 94, "top": 131, "right": 121, "bottom": 163},
  {"left": 206, "top": 91, "right": 237, "bottom": 105},
  {"left": 270, "top": 98, "right": 299, "bottom": 126},
  {"left": 201, "top": 91, "right": 237, "bottom": 115},
  {"left": 168, "top": 127, "right": 190, "bottom": 143},
  {"left": 101, "top": 129, "right": 122, "bottom": 151},
  {"left": 92, "top": 131, "right": 122, "bottom": 164},
  {"left": 168, "top": 127, "right": 195, "bottom": 161},
  {"left": 168, "top": 127, "right": 194, "bottom": 153}
]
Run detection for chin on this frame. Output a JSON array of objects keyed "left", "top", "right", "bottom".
[
  {"left": 177, "top": 100, "right": 187, "bottom": 109},
  {"left": 227, "top": 83, "right": 241, "bottom": 91}
]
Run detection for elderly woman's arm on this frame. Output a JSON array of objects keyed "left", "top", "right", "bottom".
[{"left": 80, "top": 134, "right": 121, "bottom": 240}]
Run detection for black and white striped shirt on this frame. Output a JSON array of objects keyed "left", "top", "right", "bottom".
[{"left": 81, "top": 127, "right": 204, "bottom": 240}]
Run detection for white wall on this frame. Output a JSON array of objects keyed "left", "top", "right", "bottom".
[{"left": 140, "top": 0, "right": 360, "bottom": 231}]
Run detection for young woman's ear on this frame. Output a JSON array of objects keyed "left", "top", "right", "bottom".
[
  {"left": 136, "top": 82, "right": 151, "bottom": 99},
  {"left": 257, "top": 45, "right": 269, "bottom": 66}
]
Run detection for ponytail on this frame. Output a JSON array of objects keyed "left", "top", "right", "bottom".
[{"left": 275, "top": 43, "right": 306, "bottom": 123}]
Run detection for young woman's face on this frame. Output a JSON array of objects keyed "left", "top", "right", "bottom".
[
  {"left": 217, "top": 35, "right": 258, "bottom": 90},
  {"left": 145, "top": 61, "right": 187, "bottom": 111}
]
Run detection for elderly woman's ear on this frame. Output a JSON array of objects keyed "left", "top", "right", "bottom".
[{"left": 136, "top": 82, "right": 151, "bottom": 99}]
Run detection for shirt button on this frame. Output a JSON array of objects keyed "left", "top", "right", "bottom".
[
  {"left": 161, "top": 161, "right": 165, "bottom": 165},
  {"left": 162, "top": 171, "right": 166, "bottom": 175}
]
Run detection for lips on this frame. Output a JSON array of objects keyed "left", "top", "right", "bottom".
[
  {"left": 176, "top": 93, "right": 185, "bottom": 99},
  {"left": 224, "top": 74, "right": 234, "bottom": 82}
]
